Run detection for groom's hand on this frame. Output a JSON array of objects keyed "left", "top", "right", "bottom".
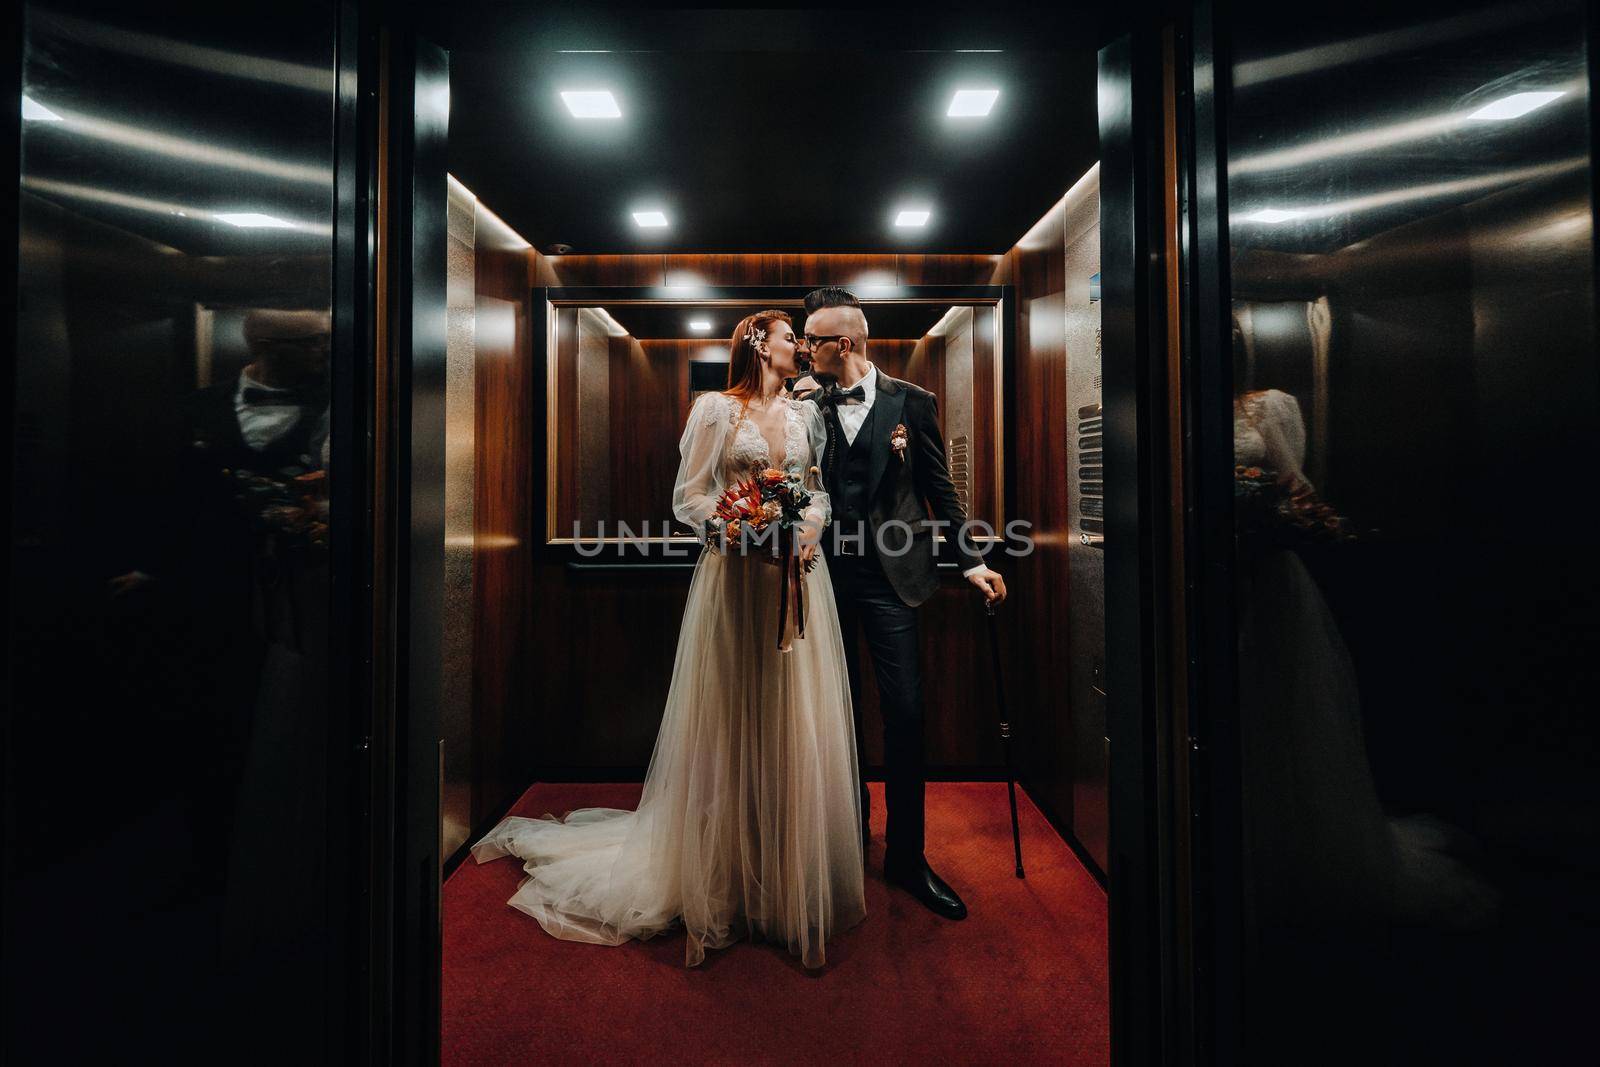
[
  {"left": 790, "top": 374, "right": 821, "bottom": 398},
  {"left": 966, "top": 566, "right": 1007, "bottom": 605}
]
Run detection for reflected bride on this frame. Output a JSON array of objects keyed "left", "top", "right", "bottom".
[{"left": 471, "top": 310, "right": 866, "bottom": 968}]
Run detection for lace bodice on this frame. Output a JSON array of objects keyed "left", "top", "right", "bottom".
[
  {"left": 674, "top": 391, "right": 831, "bottom": 540},
  {"left": 726, "top": 397, "right": 810, "bottom": 476}
]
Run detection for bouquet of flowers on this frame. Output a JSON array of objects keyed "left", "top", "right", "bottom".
[
  {"left": 231, "top": 465, "right": 330, "bottom": 553},
  {"left": 703, "top": 466, "right": 823, "bottom": 573},
  {"left": 1234, "top": 465, "right": 1355, "bottom": 549},
  {"left": 704, "top": 466, "right": 826, "bottom": 651}
]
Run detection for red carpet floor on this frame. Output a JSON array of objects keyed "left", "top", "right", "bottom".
[{"left": 443, "top": 781, "right": 1108, "bottom": 1065}]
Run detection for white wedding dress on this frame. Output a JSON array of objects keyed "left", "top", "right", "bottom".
[
  {"left": 472, "top": 391, "right": 866, "bottom": 968},
  {"left": 1234, "top": 390, "right": 1497, "bottom": 934}
]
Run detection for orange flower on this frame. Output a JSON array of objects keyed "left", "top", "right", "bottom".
[{"left": 760, "top": 467, "right": 785, "bottom": 485}]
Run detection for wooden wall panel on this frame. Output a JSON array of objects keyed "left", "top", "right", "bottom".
[
  {"left": 610, "top": 338, "right": 691, "bottom": 529},
  {"left": 541, "top": 253, "right": 1005, "bottom": 290},
  {"left": 470, "top": 231, "right": 538, "bottom": 831},
  {"left": 897, "top": 254, "right": 1007, "bottom": 285},
  {"left": 972, "top": 305, "right": 998, "bottom": 526},
  {"left": 546, "top": 254, "right": 665, "bottom": 287},
  {"left": 663, "top": 254, "right": 785, "bottom": 287},
  {"left": 863, "top": 337, "right": 917, "bottom": 384},
  {"left": 1006, "top": 202, "right": 1075, "bottom": 835},
  {"left": 551, "top": 307, "right": 580, "bottom": 533},
  {"left": 778, "top": 254, "right": 899, "bottom": 287}
]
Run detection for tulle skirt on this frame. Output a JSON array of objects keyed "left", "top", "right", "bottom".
[
  {"left": 471, "top": 548, "right": 867, "bottom": 968},
  {"left": 1236, "top": 548, "right": 1498, "bottom": 933}
]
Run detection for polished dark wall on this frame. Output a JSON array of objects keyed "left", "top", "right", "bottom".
[
  {"left": 1218, "top": 2, "right": 1600, "bottom": 1059},
  {"left": 6, "top": 5, "right": 350, "bottom": 1059}
]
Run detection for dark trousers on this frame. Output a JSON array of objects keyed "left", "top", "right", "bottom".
[{"left": 828, "top": 548, "right": 925, "bottom": 866}]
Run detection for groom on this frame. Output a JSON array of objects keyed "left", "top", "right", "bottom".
[{"left": 797, "top": 286, "right": 1007, "bottom": 921}]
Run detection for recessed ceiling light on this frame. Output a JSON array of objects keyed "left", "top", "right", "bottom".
[
  {"left": 894, "top": 208, "right": 931, "bottom": 227},
  {"left": 22, "top": 95, "right": 62, "bottom": 122},
  {"left": 948, "top": 89, "right": 1000, "bottom": 117},
  {"left": 632, "top": 210, "right": 669, "bottom": 228},
  {"left": 1467, "top": 90, "right": 1565, "bottom": 121},
  {"left": 1241, "top": 207, "right": 1304, "bottom": 224},
  {"left": 689, "top": 320, "right": 712, "bottom": 331},
  {"left": 215, "top": 212, "right": 297, "bottom": 229},
  {"left": 561, "top": 90, "right": 622, "bottom": 119}
]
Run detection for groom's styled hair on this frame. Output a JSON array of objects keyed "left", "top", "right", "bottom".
[
  {"left": 803, "top": 286, "right": 860, "bottom": 313},
  {"left": 803, "top": 286, "right": 869, "bottom": 352}
]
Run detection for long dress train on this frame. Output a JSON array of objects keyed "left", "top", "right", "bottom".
[{"left": 472, "top": 391, "right": 866, "bottom": 968}]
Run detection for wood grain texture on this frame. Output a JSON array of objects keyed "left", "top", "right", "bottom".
[
  {"left": 540, "top": 253, "right": 1004, "bottom": 290},
  {"left": 1005, "top": 201, "right": 1075, "bottom": 833},
  {"left": 896, "top": 254, "right": 1007, "bottom": 286},
  {"left": 471, "top": 230, "right": 538, "bottom": 829},
  {"left": 973, "top": 304, "right": 998, "bottom": 525},
  {"left": 609, "top": 337, "right": 691, "bottom": 529},
  {"left": 663, "top": 254, "right": 785, "bottom": 287},
  {"left": 546, "top": 254, "right": 665, "bottom": 287}
]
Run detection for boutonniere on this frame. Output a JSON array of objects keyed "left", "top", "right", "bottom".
[{"left": 889, "top": 423, "right": 909, "bottom": 463}]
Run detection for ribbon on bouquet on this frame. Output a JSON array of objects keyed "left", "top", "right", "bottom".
[{"left": 775, "top": 529, "right": 807, "bottom": 652}]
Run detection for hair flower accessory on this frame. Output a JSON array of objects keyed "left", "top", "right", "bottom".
[{"left": 744, "top": 325, "right": 768, "bottom": 349}]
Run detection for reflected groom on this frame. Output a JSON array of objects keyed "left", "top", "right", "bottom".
[{"left": 797, "top": 286, "right": 1006, "bottom": 920}]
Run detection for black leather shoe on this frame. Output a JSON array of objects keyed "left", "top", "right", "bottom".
[{"left": 885, "top": 857, "right": 967, "bottom": 920}]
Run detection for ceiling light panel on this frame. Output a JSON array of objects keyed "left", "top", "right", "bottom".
[
  {"left": 948, "top": 89, "right": 1000, "bottom": 117},
  {"left": 561, "top": 90, "right": 621, "bottom": 119}
]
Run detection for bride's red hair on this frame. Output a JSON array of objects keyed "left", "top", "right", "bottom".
[{"left": 724, "top": 309, "right": 793, "bottom": 401}]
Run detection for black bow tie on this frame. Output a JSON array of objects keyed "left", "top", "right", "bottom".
[
  {"left": 819, "top": 384, "right": 867, "bottom": 405},
  {"left": 242, "top": 386, "right": 324, "bottom": 406}
]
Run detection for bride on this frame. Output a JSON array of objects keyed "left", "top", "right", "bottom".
[{"left": 472, "top": 310, "right": 866, "bottom": 968}]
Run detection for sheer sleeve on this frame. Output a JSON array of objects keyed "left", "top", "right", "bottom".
[
  {"left": 672, "top": 392, "right": 734, "bottom": 541},
  {"left": 1256, "top": 389, "right": 1311, "bottom": 489},
  {"left": 800, "top": 400, "right": 831, "bottom": 533}
]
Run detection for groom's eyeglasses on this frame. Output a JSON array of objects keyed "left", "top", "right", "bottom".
[{"left": 803, "top": 334, "right": 847, "bottom": 348}]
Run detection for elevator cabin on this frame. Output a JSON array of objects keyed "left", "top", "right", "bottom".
[{"left": 428, "top": 11, "right": 1113, "bottom": 1060}]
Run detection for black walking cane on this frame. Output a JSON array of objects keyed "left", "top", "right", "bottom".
[{"left": 985, "top": 598, "right": 1025, "bottom": 878}]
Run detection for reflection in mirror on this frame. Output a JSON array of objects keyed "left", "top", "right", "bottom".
[
  {"left": 8, "top": 2, "right": 343, "bottom": 1060},
  {"left": 548, "top": 298, "right": 1002, "bottom": 544},
  {"left": 1224, "top": 3, "right": 1598, "bottom": 1060}
]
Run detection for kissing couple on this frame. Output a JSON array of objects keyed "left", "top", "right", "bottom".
[{"left": 472, "top": 286, "right": 1007, "bottom": 969}]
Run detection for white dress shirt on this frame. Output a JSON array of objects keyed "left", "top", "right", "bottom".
[
  {"left": 834, "top": 363, "right": 987, "bottom": 578},
  {"left": 233, "top": 369, "right": 328, "bottom": 456},
  {"left": 834, "top": 361, "right": 877, "bottom": 446}
]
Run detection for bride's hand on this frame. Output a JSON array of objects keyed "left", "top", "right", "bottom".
[{"left": 795, "top": 517, "right": 823, "bottom": 567}]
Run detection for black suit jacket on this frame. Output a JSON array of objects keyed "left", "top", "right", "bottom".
[{"left": 807, "top": 370, "right": 986, "bottom": 608}]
